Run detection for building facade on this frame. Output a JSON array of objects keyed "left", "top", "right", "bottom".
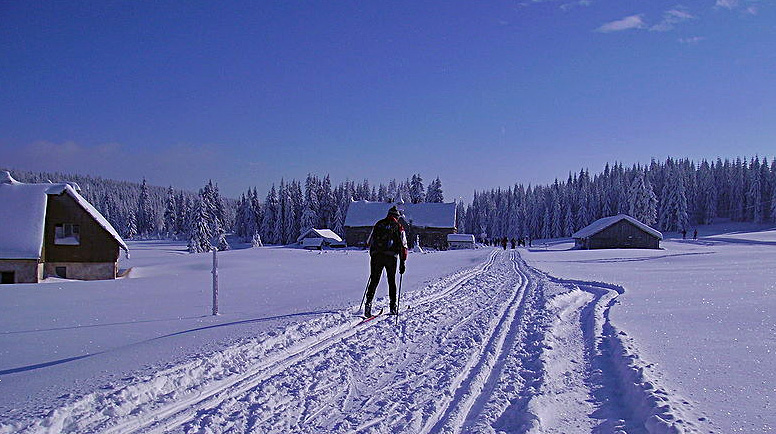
[
  {"left": 573, "top": 214, "right": 662, "bottom": 250},
  {"left": 0, "top": 172, "right": 128, "bottom": 283}
]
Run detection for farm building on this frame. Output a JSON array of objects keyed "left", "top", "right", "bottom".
[
  {"left": 296, "top": 228, "right": 346, "bottom": 249},
  {"left": 572, "top": 214, "right": 662, "bottom": 250},
  {"left": 447, "top": 234, "right": 475, "bottom": 249},
  {"left": 0, "top": 171, "right": 128, "bottom": 283},
  {"left": 344, "top": 200, "right": 457, "bottom": 250}
]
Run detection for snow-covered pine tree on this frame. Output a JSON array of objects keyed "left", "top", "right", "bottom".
[
  {"left": 126, "top": 211, "right": 138, "bottom": 239},
  {"left": 163, "top": 186, "right": 177, "bottom": 239},
  {"left": 409, "top": 174, "right": 425, "bottom": 204},
  {"left": 251, "top": 231, "right": 263, "bottom": 247},
  {"left": 771, "top": 159, "right": 776, "bottom": 223},
  {"left": 551, "top": 187, "right": 562, "bottom": 238},
  {"left": 456, "top": 200, "right": 467, "bottom": 234},
  {"left": 658, "top": 163, "right": 689, "bottom": 232},
  {"left": 216, "top": 232, "right": 230, "bottom": 251},
  {"left": 628, "top": 169, "right": 658, "bottom": 226},
  {"left": 303, "top": 174, "right": 320, "bottom": 231},
  {"left": 748, "top": 157, "right": 763, "bottom": 223},
  {"left": 426, "top": 177, "right": 444, "bottom": 203},
  {"left": 175, "top": 192, "right": 188, "bottom": 238},
  {"left": 136, "top": 178, "right": 156, "bottom": 237},
  {"left": 261, "top": 185, "right": 279, "bottom": 244},
  {"left": 333, "top": 204, "right": 345, "bottom": 237},
  {"left": 274, "top": 180, "right": 287, "bottom": 244},
  {"left": 289, "top": 180, "right": 303, "bottom": 241},
  {"left": 188, "top": 197, "right": 212, "bottom": 253},
  {"left": 730, "top": 158, "right": 745, "bottom": 221},
  {"left": 319, "top": 175, "right": 333, "bottom": 228},
  {"left": 695, "top": 160, "right": 717, "bottom": 225}
]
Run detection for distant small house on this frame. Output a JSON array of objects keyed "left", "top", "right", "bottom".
[
  {"left": 447, "top": 233, "right": 475, "bottom": 250},
  {"left": 296, "top": 228, "right": 345, "bottom": 249},
  {"left": 344, "top": 200, "right": 457, "bottom": 250},
  {"left": 0, "top": 172, "right": 128, "bottom": 283},
  {"left": 573, "top": 214, "right": 662, "bottom": 250}
]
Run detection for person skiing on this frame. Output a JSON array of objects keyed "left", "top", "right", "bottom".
[{"left": 364, "top": 206, "right": 408, "bottom": 317}]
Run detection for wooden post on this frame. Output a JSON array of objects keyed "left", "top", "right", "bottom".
[{"left": 212, "top": 248, "right": 219, "bottom": 316}]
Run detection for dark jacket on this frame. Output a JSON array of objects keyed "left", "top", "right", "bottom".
[{"left": 367, "top": 216, "right": 408, "bottom": 261}]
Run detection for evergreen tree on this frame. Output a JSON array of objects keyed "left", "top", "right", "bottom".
[
  {"left": 188, "top": 197, "right": 212, "bottom": 253},
  {"left": 125, "top": 211, "right": 138, "bottom": 239},
  {"left": 658, "top": 164, "right": 689, "bottom": 232},
  {"left": 216, "top": 232, "right": 230, "bottom": 251},
  {"left": 628, "top": 169, "right": 658, "bottom": 226},
  {"left": 261, "top": 185, "right": 279, "bottom": 244},
  {"left": 748, "top": 157, "right": 764, "bottom": 223},
  {"left": 163, "top": 186, "right": 177, "bottom": 238},
  {"left": 426, "top": 177, "right": 444, "bottom": 203},
  {"left": 136, "top": 178, "right": 156, "bottom": 236},
  {"left": 409, "top": 174, "right": 425, "bottom": 204}
]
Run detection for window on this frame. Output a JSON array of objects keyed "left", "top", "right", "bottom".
[
  {"left": 1, "top": 271, "right": 14, "bottom": 284},
  {"left": 55, "top": 267, "right": 67, "bottom": 278},
  {"left": 55, "top": 223, "right": 80, "bottom": 245}
]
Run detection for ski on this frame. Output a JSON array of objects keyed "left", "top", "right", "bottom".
[{"left": 357, "top": 308, "right": 384, "bottom": 325}]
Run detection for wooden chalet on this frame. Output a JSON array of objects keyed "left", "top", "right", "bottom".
[
  {"left": 0, "top": 171, "right": 128, "bottom": 284},
  {"left": 572, "top": 214, "right": 662, "bottom": 250}
]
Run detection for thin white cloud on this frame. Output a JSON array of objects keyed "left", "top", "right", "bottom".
[
  {"left": 651, "top": 7, "right": 696, "bottom": 32},
  {"left": 716, "top": 0, "right": 740, "bottom": 9},
  {"left": 679, "top": 36, "right": 706, "bottom": 44},
  {"left": 596, "top": 14, "right": 646, "bottom": 33}
]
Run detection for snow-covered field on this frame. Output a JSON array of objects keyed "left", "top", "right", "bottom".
[{"left": 1, "top": 224, "right": 773, "bottom": 433}]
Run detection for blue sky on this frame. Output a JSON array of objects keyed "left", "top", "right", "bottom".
[{"left": 1, "top": 0, "right": 774, "bottom": 201}]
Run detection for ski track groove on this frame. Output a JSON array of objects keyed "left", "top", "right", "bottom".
[{"left": 420, "top": 251, "right": 529, "bottom": 434}]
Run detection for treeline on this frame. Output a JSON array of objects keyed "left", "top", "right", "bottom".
[
  {"left": 9, "top": 155, "right": 774, "bottom": 249},
  {"left": 458, "top": 156, "right": 776, "bottom": 241}
]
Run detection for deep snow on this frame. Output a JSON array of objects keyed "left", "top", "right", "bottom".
[{"left": 1, "top": 224, "right": 773, "bottom": 433}]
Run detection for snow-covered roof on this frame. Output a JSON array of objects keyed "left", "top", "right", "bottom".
[
  {"left": 0, "top": 172, "right": 128, "bottom": 259},
  {"left": 572, "top": 214, "right": 663, "bottom": 240},
  {"left": 296, "top": 228, "right": 343, "bottom": 243},
  {"left": 344, "top": 201, "right": 456, "bottom": 228},
  {"left": 447, "top": 234, "right": 475, "bottom": 242}
]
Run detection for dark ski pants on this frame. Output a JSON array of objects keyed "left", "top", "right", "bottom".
[{"left": 365, "top": 253, "right": 398, "bottom": 310}]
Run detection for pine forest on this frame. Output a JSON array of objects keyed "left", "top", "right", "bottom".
[{"left": 5, "top": 156, "right": 775, "bottom": 251}]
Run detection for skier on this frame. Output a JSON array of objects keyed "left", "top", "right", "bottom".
[{"left": 364, "top": 206, "right": 408, "bottom": 317}]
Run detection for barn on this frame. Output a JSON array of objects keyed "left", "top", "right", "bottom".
[
  {"left": 0, "top": 171, "right": 128, "bottom": 283},
  {"left": 572, "top": 214, "right": 662, "bottom": 250},
  {"left": 296, "top": 228, "right": 346, "bottom": 249},
  {"left": 344, "top": 200, "right": 457, "bottom": 250}
]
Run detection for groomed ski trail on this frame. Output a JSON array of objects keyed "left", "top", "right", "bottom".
[{"left": 1, "top": 249, "right": 710, "bottom": 433}]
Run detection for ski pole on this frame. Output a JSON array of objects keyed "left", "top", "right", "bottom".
[
  {"left": 360, "top": 275, "right": 371, "bottom": 313},
  {"left": 396, "top": 273, "right": 403, "bottom": 325}
]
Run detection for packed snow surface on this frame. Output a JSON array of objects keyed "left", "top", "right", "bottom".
[{"left": 1, "top": 224, "right": 773, "bottom": 433}]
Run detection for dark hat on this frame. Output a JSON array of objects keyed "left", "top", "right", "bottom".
[{"left": 387, "top": 206, "right": 401, "bottom": 217}]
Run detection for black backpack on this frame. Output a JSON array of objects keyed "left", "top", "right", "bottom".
[{"left": 371, "top": 219, "right": 397, "bottom": 252}]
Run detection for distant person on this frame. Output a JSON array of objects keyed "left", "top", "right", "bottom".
[
  {"left": 364, "top": 206, "right": 408, "bottom": 317},
  {"left": 693, "top": 229, "right": 698, "bottom": 240},
  {"left": 501, "top": 237, "right": 507, "bottom": 250},
  {"left": 510, "top": 238, "right": 516, "bottom": 249},
  {"left": 682, "top": 229, "right": 687, "bottom": 239}
]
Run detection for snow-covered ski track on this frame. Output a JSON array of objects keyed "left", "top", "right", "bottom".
[{"left": 2, "top": 250, "right": 709, "bottom": 433}]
